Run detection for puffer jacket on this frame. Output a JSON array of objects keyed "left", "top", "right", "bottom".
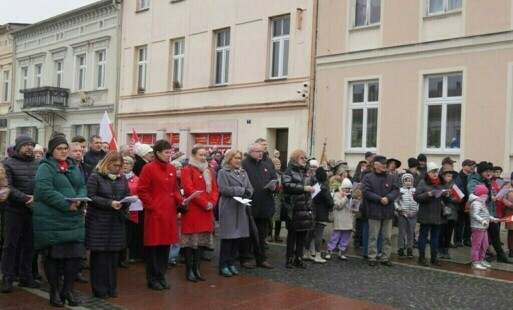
[
  {"left": 33, "top": 154, "right": 86, "bottom": 250},
  {"left": 469, "top": 194, "right": 492, "bottom": 230},
  {"left": 282, "top": 161, "right": 315, "bottom": 232},
  {"left": 85, "top": 171, "right": 130, "bottom": 251},
  {"left": 312, "top": 183, "right": 334, "bottom": 222},
  {"left": 3, "top": 154, "right": 39, "bottom": 215},
  {"left": 414, "top": 177, "right": 449, "bottom": 225},
  {"left": 394, "top": 186, "right": 419, "bottom": 217}
]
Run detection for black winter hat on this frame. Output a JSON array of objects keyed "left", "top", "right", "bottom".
[
  {"left": 417, "top": 154, "right": 427, "bottom": 162},
  {"left": 14, "top": 134, "right": 35, "bottom": 153},
  {"left": 47, "top": 136, "right": 69, "bottom": 154},
  {"left": 407, "top": 157, "right": 419, "bottom": 168},
  {"left": 315, "top": 167, "right": 328, "bottom": 183},
  {"left": 476, "top": 161, "right": 493, "bottom": 174}
]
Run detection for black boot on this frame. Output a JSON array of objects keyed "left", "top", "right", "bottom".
[
  {"left": 293, "top": 257, "right": 307, "bottom": 269},
  {"left": 49, "top": 289, "right": 64, "bottom": 307},
  {"left": 407, "top": 248, "right": 414, "bottom": 258},
  {"left": 1, "top": 276, "right": 12, "bottom": 293},
  {"left": 497, "top": 251, "right": 513, "bottom": 264},
  {"left": 60, "top": 291, "right": 80, "bottom": 307},
  {"left": 397, "top": 248, "right": 406, "bottom": 258},
  {"left": 430, "top": 253, "right": 442, "bottom": 266},
  {"left": 418, "top": 254, "right": 428, "bottom": 266},
  {"left": 184, "top": 248, "right": 197, "bottom": 282},
  {"left": 193, "top": 248, "right": 206, "bottom": 281},
  {"left": 285, "top": 257, "right": 293, "bottom": 268}
]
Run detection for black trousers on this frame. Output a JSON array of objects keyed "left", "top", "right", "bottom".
[
  {"left": 286, "top": 229, "right": 307, "bottom": 259},
  {"left": 354, "top": 218, "right": 363, "bottom": 245},
  {"left": 43, "top": 255, "right": 80, "bottom": 294},
  {"left": 219, "top": 238, "right": 240, "bottom": 269},
  {"left": 238, "top": 217, "right": 267, "bottom": 264},
  {"left": 145, "top": 245, "right": 170, "bottom": 285},
  {"left": 90, "top": 251, "right": 119, "bottom": 297},
  {"left": 488, "top": 222, "right": 505, "bottom": 255},
  {"left": 454, "top": 210, "right": 471, "bottom": 243},
  {"left": 439, "top": 220, "right": 456, "bottom": 249},
  {"left": 1, "top": 211, "right": 34, "bottom": 281}
]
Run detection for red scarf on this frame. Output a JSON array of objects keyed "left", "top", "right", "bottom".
[
  {"left": 57, "top": 159, "right": 69, "bottom": 172},
  {"left": 430, "top": 176, "right": 440, "bottom": 185}
]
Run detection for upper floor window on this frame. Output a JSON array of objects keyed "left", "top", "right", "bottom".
[
  {"left": 21, "top": 67, "right": 28, "bottom": 90},
  {"left": 348, "top": 80, "right": 379, "bottom": 150},
  {"left": 76, "top": 54, "right": 87, "bottom": 91},
  {"left": 138, "top": 0, "right": 149, "bottom": 10},
  {"left": 428, "top": 0, "right": 462, "bottom": 15},
  {"left": 95, "top": 50, "right": 107, "bottom": 89},
  {"left": 424, "top": 73, "right": 462, "bottom": 150},
  {"left": 270, "top": 16, "right": 290, "bottom": 79},
  {"left": 54, "top": 60, "right": 63, "bottom": 88},
  {"left": 172, "top": 39, "right": 185, "bottom": 88},
  {"left": 34, "top": 64, "right": 43, "bottom": 88},
  {"left": 355, "top": 0, "right": 381, "bottom": 27},
  {"left": 214, "top": 29, "right": 230, "bottom": 85},
  {"left": 2, "top": 70, "right": 9, "bottom": 102},
  {"left": 136, "top": 46, "right": 147, "bottom": 92}
]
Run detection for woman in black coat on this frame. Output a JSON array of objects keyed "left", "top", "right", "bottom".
[
  {"left": 282, "top": 150, "right": 315, "bottom": 269},
  {"left": 86, "top": 151, "right": 130, "bottom": 299}
]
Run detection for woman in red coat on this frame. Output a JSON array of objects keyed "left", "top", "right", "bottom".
[
  {"left": 138, "top": 140, "right": 186, "bottom": 290},
  {"left": 181, "top": 145, "right": 219, "bottom": 282}
]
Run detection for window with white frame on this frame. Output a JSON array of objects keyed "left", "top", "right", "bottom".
[
  {"left": 76, "top": 54, "right": 87, "bottom": 91},
  {"left": 3, "top": 70, "right": 10, "bottom": 102},
  {"left": 138, "top": 0, "right": 149, "bottom": 10},
  {"left": 425, "top": 73, "right": 462, "bottom": 150},
  {"left": 349, "top": 80, "right": 379, "bottom": 149},
  {"left": 270, "top": 16, "right": 290, "bottom": 79},
  {"left": 34, "top": 64, "right": 42, "bottom": 88},
  {"left": 136, "top": 46, "right": 147, "bottom": 92},
  {"left": 354, "top": 0, "right": 381, "bottom": 27},
  {"left": 172, "top": 39, "right": 184, "bottom": 88},
  {"left": 214, "top": 29, "right": 230, "bottom": 85},
  {"left": 54, "top": 60, "right": 63, "bottom": 88},
  {"left": 21, "top": 66, "right": 28, "bottom": 90},
  {"left": 428, "top": 0, "right": 462, "bottom": 15},
  {"left": 96, "top": 50, "right": 107, "bottom": 89}
]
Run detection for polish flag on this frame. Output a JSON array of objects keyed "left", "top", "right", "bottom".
[
  {"left": 130, "top": 128, "right": 140, "bottom": 152},
  {"left": 99, "top": 111, "right": 119, "bottom": 151},
  {"left": 450, "top": 184, "right": 465, "bottom": 202}
]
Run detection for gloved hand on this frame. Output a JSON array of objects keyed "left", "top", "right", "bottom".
[
  {"left": 482, "top": 220, "right": 488, "bottom": 228},
  {"left": 243, "top": 189, "right": 251, "bottom": 198}
]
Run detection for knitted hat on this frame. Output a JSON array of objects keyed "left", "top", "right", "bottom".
[
  {"left": 341, "top": 178, "right": 352, "bottom": 189},
  {"left": 309, "top": 159, "right": 319, "bottom": 167},
  {"left": 14, "top": 134, "right": 35, "bottom": 153},
  {"left": 475, "top": 184, "right": 489, "bottom": 196},
  {"left": 135, "top": 143, "right": 153, "bottom": 157},
  {"left": 48, "top": 136, "right": 68, "bottom": 154},
  {"left": 315, "top": 167, "right": 327, "bottom": 183},
  {"left": 476, "top": 161, "right": 493, "bottom": 174},
  {"left": 401, "top": 173, "right": 414, "bottom": 184},
  {"left": 426, "top": 162, "right": 439, "bottom": 173},
  {"left": 171, "top": 160, "right": 183, "bottom": 168},
  {"left": 34, "top": 144, "right": 44, "bottom": 153},
  {"left": 407, "top": 158, "right": 419, "bottom": 168},
  {"left": 417, "top": 154, "right": 427, "bottom": 162}
]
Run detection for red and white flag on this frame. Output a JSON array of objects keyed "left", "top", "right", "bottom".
[
  {"left": 450, "top": 184, "right": 465, "bottom": 202},
  {"left": 99, "top": 111, "right": 119, "bottom": 151},
  {"left": 130, "top": 128, "right": 140, "bottom": 152}
]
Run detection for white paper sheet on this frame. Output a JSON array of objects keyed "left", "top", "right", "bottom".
[
  {"left": 233, "top": 196, "right": 252, "bottom": 206},
  {"left": 312, "top": 183, "right": 321, "bottom": 198},
  {"left": 120, "top": 195, "right": 139, "bottom": 203},
  {"left": 184, "top": 190, "right": 203, "bottom": 203},
  {"left": 263, "top": 179, "right": 278, "bottom": 189},
  {"left": 129, "top": 200, "right": 143, "bottom": 211}
]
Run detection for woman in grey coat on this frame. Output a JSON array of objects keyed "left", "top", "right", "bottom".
[{"left": 216, "top": 150, "right": 253, "bottom": 277}]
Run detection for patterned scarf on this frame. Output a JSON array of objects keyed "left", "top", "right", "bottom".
[{"left": 189, "top": 158, "right": 212, "bottom": 193}]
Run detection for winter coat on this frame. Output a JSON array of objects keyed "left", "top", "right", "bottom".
[
  {"left": 85, "top": 171, "right": 130, "bottom": 251},
  {"left": 180, "top": 164, "right": 219, "bottom": 235},
  {"left": 132, "top": 154, "right": 148, "bottom": 177},
  {"left": 282, "top": 161, "right": 315, "bottom": 232},
  {"left": 442, "top": 182, "right": 459, "bottom": 221},
  {"left": 469, "top": 194, "right": 491, "bottom": 230},
  {"left": 394, "top": 186, "right": 419, "bottom": 217},
  {"left": 454, "top": 170, "right": 471, "bottom": 212},
  {"left": 312, "top": 183, "right": 334, "bottom": 222},
  {"left": 3, "top": 154, "right": 39, "bottom": 215},
  {"left": 33, "top": 154, "right": 87, "bottom": 250},
  {"left": 0, "top": 163, "right": 9, "bottom": 202},
  {"left": 414, "top": 178, "right": 449, "bottom": 225},
  {"left": 126, "top": 173, "right": 141, "bottom": 223},
  {"left": 83, "top": 149, "right": 106, "bottom": 171},
  {"left": 502, "top": 190, "right": 513, "bottom": 230},
  {"left": 467, "top": 172, "right": 497, "bottom": 218},
  {"left": 273, "top": 171, "right": 284, "bottom": 222},
  {"left": 361, "top": 171, "right": 400, "bottom": 220},
  {"left": 216, "top": 167, "right": 253, "bottom": 239},
  {"left": 138, "top": 159, "right": 184, "bottom": 246},
  {"left": 332, "top": 192, "right": 354, "bottom": 230},
  {"left": 242, "top": 156, "right": 277, "bottom": 219}
]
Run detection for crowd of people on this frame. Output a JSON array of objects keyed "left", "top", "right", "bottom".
[{"left": 1, "top": 133, "right": 513, "bottom": 307}]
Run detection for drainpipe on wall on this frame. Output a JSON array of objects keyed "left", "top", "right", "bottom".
[
  {"left": 113, "top": 0, "right": 122, "bottom": 146},
  {"left": 306, "top": 0, "right": 319, "bottom": 157}
]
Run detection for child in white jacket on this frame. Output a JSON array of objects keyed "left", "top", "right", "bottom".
[
  {"left": 394, "top": 173, "right": 418, "bottom": 259},
  {"left": 470, "top": 184, "right": 498, "bottom": 270},
  {"left": 326, "top": 178, "right": 354, "bottom": 260}
]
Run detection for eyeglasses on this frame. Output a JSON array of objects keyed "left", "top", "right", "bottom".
[
  {"left": 112, "top": 164, "right": 122, "bottom": 168},
  {"left": 55, "top": 147, "right": 69, "bottom": 151}
]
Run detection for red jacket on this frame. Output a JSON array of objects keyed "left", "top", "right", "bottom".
[
  {"left": 138, "top": 159, "right": 183, "bottom": 246},
  {"left": 127, "top": 174, "right": 139, "bottom": 223},
  {"left": 180, "top": 165, "right": 219, "bottom": 234},
  {"left": 491, "top": 179, "right": 504, "bottom": 218}
]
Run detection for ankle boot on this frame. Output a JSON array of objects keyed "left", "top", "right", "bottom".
[
  {"left": 192, "top": 248, "right": 205, "bottom": 281},
  {"left": 431, "top": 253, "right": 442, "bottom": 266},
  {"left": 1, "top": 276, "right": 12, "bottom": 293},
  {"left": 418, "top": 254, "right": 428, "bottom": 266},
  {"left": 60, "top": 291, "right": 80, "bottom": 307},
  {"left": 184, "top": 248, "right": 197, "bottom": 282},
  {"left": 49, "top": 289, "right": 64, "bottom": 307}
]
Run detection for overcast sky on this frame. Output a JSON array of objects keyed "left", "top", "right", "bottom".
[{"left": 0, "top": 0, "right": 99, "bottom": 25}]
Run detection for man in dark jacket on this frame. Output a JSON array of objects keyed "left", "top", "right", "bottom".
[
  {"left": 1, "top": 135, "right": 40, "bottom": 292},
  {"left": 239, "top": 143, "right": 276, "bottom": 269},
  {"left": 362, "top": 155, "right": 400, "bottom": 267},
  {"left": 83, "top": 135, "right": 106, "bottom": 172},
  {"left": 454, "top": 159, "right": 475, "bottom": 247}
]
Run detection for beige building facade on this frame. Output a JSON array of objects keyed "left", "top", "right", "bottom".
[
  {"left": 117, "top": 0, "right": 316, "bottom": 156},
  {"left": 314, "top": 0, "right": 513, "bottom": 174}
]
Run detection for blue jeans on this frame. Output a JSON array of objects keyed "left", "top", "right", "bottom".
[
  {"left": 362, "top": 220, "right": 382, "bottom": 257},
  {"left": 168, "top": 244, "right": 180, "bottom": 262},
  {"left": 418, "top": 224, "right": 441, "bottom": 257}
]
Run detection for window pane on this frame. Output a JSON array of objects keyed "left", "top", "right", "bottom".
[
  {"left": 428, "top": 77, "right": 443, "bottom": 98},
  {"left": 447, "top": 75, "right": 462, "bottom": 97},
  {"left": 216, "top": 32, "right": 223, "bottom": 47},
  {"left": 224, "top": 51, "right": 229, "bottom": 83},
  {"left": 445, "top": 104, "right": 461, "bottom": 148},
  {"left": 352, "top": 83, "right": 365, "bottom": 102},
  {"left": 225, "top": 31, "right": 230, "bottom": 46},
  {"left": 97, "top": 68, "right": 102, "bottom": 88},
  {"left": 429, "top": 0, "right": 444, "bottom": 13},
  {"left": 351, "top": 109, "right": 363, "bottom": 148},
  {"left": 366, "top": 108, "right": 378, "bottom": 148},
  {"left": 137, "top": 65, "right": 144, "bottom": 88},
  {"left": 173, "top": 59, "right": 180, "bottom": 82},
  {"left": 282, "top": 40, "right": 289, "bottom": 76},
  {"left": 368, "top": 82, "right": 379, "bottom": 102},
  {"left": 215, "top": 51, "right": 223, "bottom": 84},
  {"left": 448, "top": 0, "right": 462, "bottom": 10},
  {"left": 370, "top": 0, "right": 381, "bottom": 24},
  {"left": 427, "top": 105, "right": 442, "bottom": 148},
  {"left": 355, "top": 0, "right": 367, "bottom": 26},
  {"left": 273, "top": 19, "right": 282, "bottom": 37},
  {"left": 271, "top": 41, "right": 280, "bottom": 78},
  {"left": 283, "top": 17, "right": 290, "bottom": 35}
]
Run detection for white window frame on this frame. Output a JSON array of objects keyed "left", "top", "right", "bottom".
[
  {"left": 34, "top": 64, "right": 43, "bottom": 88},
  {"left": 214, "top": 29, "right": 230, "bottom": 85},
  {"left": 270, "top": 16, "right": 290, "bottom": 79},
  {"left": 54, "top": 59, "right": 64, "bottom": 88},
  {"left": 138, "top": 0, "right": 149, "bottom": 10},
  {"left": 354, "top": 0, "right": 381, "bottom": 28},
  {"left": 428, "top": 0, "right": 462, "bottom": 16},
  {"left": 95, "top": 49, "right": 107, "bottom": 89},
  {"left": 423, "top": 73, "right": 463, "bottom": 152},
  {"left": 347, "top": 80, "right": 379, "bottom": 151},
  {"left": 172, "top": 39, "right": 185, "bottom": 88},
  {"left": 136, "top": 46, "right": 147, "bottom": 92},
  {"left": 76, "top": 54, "right": 87, "bottom": 91},
  {"left": 2, "top": 70, "right": 10, "bottom": 102},
  {"left": 21, "top": 66, "right": 28, "bottom": 91}
]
